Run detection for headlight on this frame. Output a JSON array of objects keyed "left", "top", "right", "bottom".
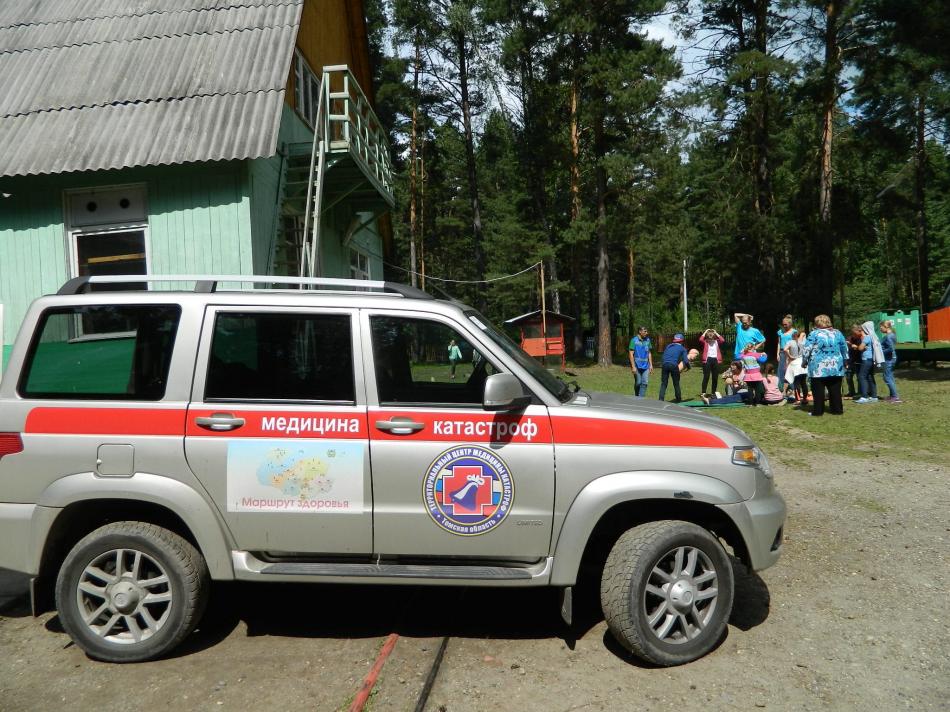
[{"left": 732, "top": 446, "right": 772, "bottom": 477}]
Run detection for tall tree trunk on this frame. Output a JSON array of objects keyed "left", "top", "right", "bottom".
[
  {"left": 569, "top": 67, "right": 584, "bottom": 355},
  {"left": 420, "top": 148, "right": 426, "bottom": 292},
  {"left": 515, "top": 6, "right": 560, "bottom": 314},
  {"left": 914, "top": 90, "right": 930, "bottom": 316},
  {"left": 816, "top": 0, "right": 841, "bottom": 315},
  {"left": 627, "top": 243, "right": 635, "bottom": 337},
  {"left": 752, "top": 0, "right": 773, "bottom": 217},
  {"left": 455, "top": 28, "right": 486, "bottom": 292},
  {"left": 837, "top": 241, "right": 846, "bottom": 327},
  {"left": 408, "top": 35, "right": 421, "bottom": 288},
  {"left": 593, "top": 110, "right": 611, "bottom": 368}
]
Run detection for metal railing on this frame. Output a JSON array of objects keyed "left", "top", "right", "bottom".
[
  {"left": 299, "top": 65, "right": 394, "bottom": 279},
  {"left": 323, "top": 65, "right": 395, "bottom": 200}
]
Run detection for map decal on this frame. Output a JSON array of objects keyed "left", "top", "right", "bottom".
[{"left": 226, "top": 440, "right": 364, "bottom": 513}]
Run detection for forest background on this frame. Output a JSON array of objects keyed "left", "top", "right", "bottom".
[{"left": 363, "top": 0, "right": 949, "bottom": 365}]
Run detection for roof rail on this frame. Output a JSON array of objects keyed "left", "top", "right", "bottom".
[{"left": 56, "top": 275, "right": 433, "bottom": 300}]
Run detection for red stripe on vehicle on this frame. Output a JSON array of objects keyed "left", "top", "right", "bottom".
[
  {"left": 550, "top": 415, "right": 728, "bottom": 448},
  {"left": 25, "top": 407, "right": 185, "bottom": 436},
  {"left": 369, "top": 409, "right": 552, "bottom": 443},
  {"left": 186, "top": 409, "right": 369, "bottom": 438}
]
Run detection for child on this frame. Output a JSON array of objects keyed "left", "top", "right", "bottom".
[
  {"left": 739, "top": 344, "right": 768, "bottom": 405},
  {"left": 879, "top": 320, "right": 901, "bottom": 402},
  {"left": 628, "top": 326, "right": 653, "bottom": 398},
  {"left": 785, "top": 330, "right": 809, "bottom": 403},
  {"left": 701, "top": 390, "right": 752, "bottom": 406},
  {"left": 448, "top": 339, "right": 462, "bottom": 379},
  {"left": 658, "top": 333, "right": 690, "bottom": 402},
  {"left": 722, "top": 360, "right": 744, "bottom": 396},
  {"left": 762, "top": 363, "right": 786, "bottom": 405},
  {"left": 776, "top": 315, "right": 798, "bottom": 396},
  {"left": 699, "top": 328, "right": 725, "bottom": 395}
]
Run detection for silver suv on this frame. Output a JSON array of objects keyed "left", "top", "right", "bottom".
[{"left": 0, "top": 275, "right": 785, "bottom": 666}]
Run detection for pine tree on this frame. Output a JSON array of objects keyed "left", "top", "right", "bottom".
[{"left": 852, "top": 0, "right": 950, "bottom": 314}]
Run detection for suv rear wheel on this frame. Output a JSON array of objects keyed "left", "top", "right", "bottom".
[
  {"left": 601, "top": 520, "right": 734, "bottom": 666},
  {"left": 55, "top": 521, "right": 209, "bottom": 662}
]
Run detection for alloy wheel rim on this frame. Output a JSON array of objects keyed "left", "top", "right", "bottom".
[
  {"left": 642, "top": 545, "right": 719, "bottom": 645},
  {"left": 75, "top": 548, "right": 173, "bottom": 645}
]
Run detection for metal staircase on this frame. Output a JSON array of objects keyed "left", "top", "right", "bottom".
[{"left": 296, "top": 65, "right": 395, "bottom": 279}]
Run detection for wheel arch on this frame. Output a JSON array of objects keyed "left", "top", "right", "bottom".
[
  {"left": 550, "top": 471, "right": 750, "bottom": 586},
  {"left": 33, "top": 473, "right": 233, "bottom": 609}
]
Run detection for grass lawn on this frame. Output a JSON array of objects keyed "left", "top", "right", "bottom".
[{"left": 563, "top": 362, "right": 950, "bottom": 467}]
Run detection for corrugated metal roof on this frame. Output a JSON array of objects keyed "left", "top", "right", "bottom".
[
  {"left": 0, "top": 0, "right": 303, "bottom": 178},
  {"left": 1, "top": 91, "right": 284, "bottom": 175},
  {"left": 0, "top": 25, "right": 298, "bottom": 117},
  {"left": 0, "top": 3, "right": 300, "bottom": 54},
  {"left": 0, "top": 0, "right": 284, "bottom": 27}
]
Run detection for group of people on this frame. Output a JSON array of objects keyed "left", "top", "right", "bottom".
[{"left": 628, "top": 312, "right": 902, "bottom": 416}]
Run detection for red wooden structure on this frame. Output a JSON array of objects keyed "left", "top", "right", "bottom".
[
  {"left": 927, "top": 306, "right": 950, "bottom": 342},
  {"left": 504, "top": 310, "right": 574, "bottom": 369}
]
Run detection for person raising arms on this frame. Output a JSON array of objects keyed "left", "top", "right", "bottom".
[{"left": 699, "top": 328, "right": 725, "bottom": 396}]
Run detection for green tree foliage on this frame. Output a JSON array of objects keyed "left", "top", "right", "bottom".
[
  {"left": 851, "top": 0, "right": 950, "bottom": 314},
  {"left": 363, "top": 0, "right": 949, "bottom": 358}
]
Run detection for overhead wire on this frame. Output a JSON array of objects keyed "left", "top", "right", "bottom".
[{"left": 383, "top": 260, "right": 542, "bottom": 284}]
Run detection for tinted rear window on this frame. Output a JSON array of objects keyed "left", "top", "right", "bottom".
[
  {"left": 205, "top": 312, "right": 355, "bottom": 403},
  {"left": 20, "top": 305, "right": 181, "bottom": 400}
]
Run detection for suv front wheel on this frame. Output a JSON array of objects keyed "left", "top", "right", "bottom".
[
  {"left": 601, "top": 520, "right": 734, "bottom": 666},
  {"left": 55, "top": 521, "right": 209, "bottom": 662}
]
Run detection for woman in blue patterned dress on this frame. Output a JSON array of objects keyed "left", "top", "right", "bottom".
[{"left": 802, "top": 314, "right": 849, "bottom": 416}]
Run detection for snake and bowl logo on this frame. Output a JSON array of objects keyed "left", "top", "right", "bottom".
[{"left": 423, "top": 446, "right": 514, "bottom": 536}]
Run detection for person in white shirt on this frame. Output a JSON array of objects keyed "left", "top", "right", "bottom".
[{"left": 699, "top": 329, "right": 725, "bottom": 396}]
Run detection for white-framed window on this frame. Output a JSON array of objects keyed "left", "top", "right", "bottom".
[
  {"left": 66, "top": 186, "right": 149, "bottom": 288},
  {"left": 65, "top": 186, "right": 150, "bottom": 336},
  {"left": 294, "top": 50, "right": 322, "bottom": 128},
  {"left": 349, "top": 248, "right": 371, "bottom": 280}
]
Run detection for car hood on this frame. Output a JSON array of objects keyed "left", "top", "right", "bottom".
[{"left": 564, "top": 390, "right": 751, "bottom": 446}]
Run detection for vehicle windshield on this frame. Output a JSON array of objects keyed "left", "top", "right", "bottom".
[{"left": 465, "top": 310, "right": 571, "bottom": 402}]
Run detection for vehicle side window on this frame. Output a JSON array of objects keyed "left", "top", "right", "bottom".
[
  {"left": 370, "top": 315, "right": 497, "bottom": 406},
  {"left": 205, "top": 312, "right": 355, "bottom": 403},
  {"left": 20, "top": 305, "right": 180, "bottom": 400}
]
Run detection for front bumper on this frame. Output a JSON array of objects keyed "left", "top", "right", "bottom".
[{"left": 718, "top": 488, "right": 786, "bottom": 571}]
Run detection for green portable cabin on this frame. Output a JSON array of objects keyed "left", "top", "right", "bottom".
[{"left": 865, "top": 310, "right": 921, "bottom": 343}]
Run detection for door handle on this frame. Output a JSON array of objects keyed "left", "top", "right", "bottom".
[
  {"left": 195, "top": 413, "right": 246, "bottom": 432},
  {"left": 375, "top": 417, "right": 425, "bottom": 435}
]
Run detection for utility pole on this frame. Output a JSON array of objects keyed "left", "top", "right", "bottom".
[{"left": 540, "top": 261, "right": 547, "bottom": 355}]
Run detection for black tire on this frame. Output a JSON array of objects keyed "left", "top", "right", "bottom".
[
  {"left": 55, "top": 521, "right": 209, "bottom": 663},
  {"left": 601, "top": 520, "right": 734, "bottom": 666}
]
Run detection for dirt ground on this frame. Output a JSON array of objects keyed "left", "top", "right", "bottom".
[{"left": 1, "top": 450, "right": 948, "bottom": 712}]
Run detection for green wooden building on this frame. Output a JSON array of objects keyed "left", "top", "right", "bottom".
[{"left": 0, "top": 0, "right": 394, "bottom": 369}]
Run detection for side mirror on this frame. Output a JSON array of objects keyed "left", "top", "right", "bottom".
[{"left": 483, "top": 373, "right": 531, "bottom": 411}]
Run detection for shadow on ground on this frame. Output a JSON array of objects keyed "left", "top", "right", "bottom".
[
  {"left": 892, "top": 365, "right": 949, "bottom": 381},
  {"left": 0, "top": 569, "right": 31, "bottom": 618},
  {"left": 12, "top": 556, "right": 771, "bottom": 663},
  {"left": 22, "top": 556, "right": 769, "bottom": 663}
]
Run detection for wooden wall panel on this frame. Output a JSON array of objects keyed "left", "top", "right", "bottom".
[
  {"left": 0, "top": 162, "right": 254, "bottom": 347},
  {"left": 289, "top": 0, "right": 374, "bottom": 112}
]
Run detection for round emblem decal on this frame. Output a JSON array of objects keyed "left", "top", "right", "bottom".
[{"left": 423, "top": 446, "right": 514, "bottom": 536}]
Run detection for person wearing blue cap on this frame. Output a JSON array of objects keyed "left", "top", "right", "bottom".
[{"left": 658, "top": 333, "right": 691, "bottom": 402}]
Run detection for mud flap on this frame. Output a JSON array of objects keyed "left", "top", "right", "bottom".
[
  {"left": 30, "top": 575, "right": 54, "bottom": 616},
  {"left": 559, "top": 586, "right": 573, "bottom": 626}
]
